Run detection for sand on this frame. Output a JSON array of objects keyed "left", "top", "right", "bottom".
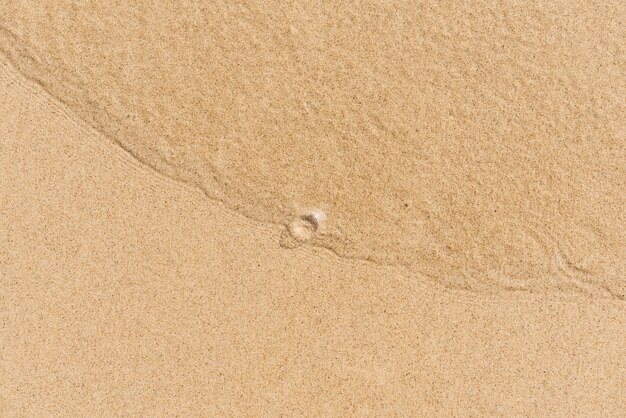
[
  {"left": 1, "top": 1, "right": 625, "bottom": 416},
  {"left": 2, "top": 0, "right": 625, "bottom": 297}
]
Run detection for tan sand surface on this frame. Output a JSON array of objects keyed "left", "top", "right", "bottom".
[
  {"left": 1, "top": 53, "right": 626, "bottom": 417},
  {"left": 1, "top": 1, "right": 624, "bottom": 296},
  {"left": 1, "top": 1, "right": 625, "bottom": 416}
]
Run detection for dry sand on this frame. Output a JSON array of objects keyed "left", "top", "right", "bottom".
[{"left": 1, "top": 1, "right": 625, "bottom": 416}]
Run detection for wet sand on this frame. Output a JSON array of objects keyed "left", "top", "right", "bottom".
[
  {"left": 1, "top": 1, "right": 625, "bottom": 415},
  {"left": 1, "top": 1, "right": 625, "bottom": 297}
]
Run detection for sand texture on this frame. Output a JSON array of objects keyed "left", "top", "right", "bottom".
[
  {"left": 1, "top": 1, "right": 625, "bottom": 416},
  {"left": 1, "top": 0, "right": 625, "bottom": 297}
]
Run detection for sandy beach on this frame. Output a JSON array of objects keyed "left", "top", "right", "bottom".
[{"left": 1, "top": 1, "right": 625, "bottom": 416}]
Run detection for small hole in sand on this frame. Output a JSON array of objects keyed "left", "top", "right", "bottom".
[
  {"left": 300, "top": 209, "right": 325, "bottom": 231},
  {"left": 281, "top": 208, "right": 326, "bottom": 248}
]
